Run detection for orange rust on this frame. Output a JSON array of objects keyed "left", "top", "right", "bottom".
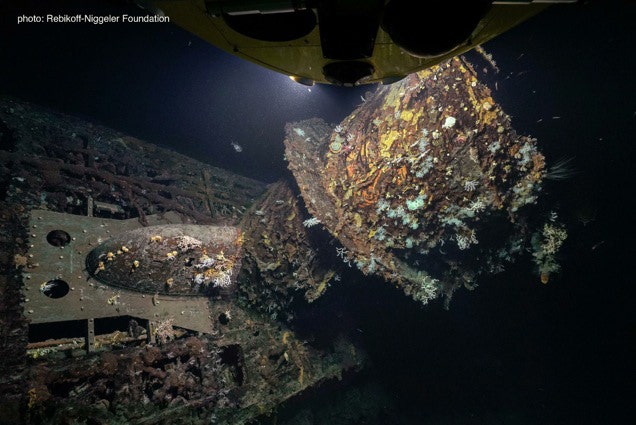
[
  {"left": 508, "top": 143, "right": 520, "bottom": 156},
  {"left": 360, "top": 188, "right": 378, "bottom": 207},
  {"left": 396, "top": 165, "right": 407, "bottom": 185},
  {"left": 346, "top": 163, "right": 357, "bottom": 178},
  {"left": 358, "top": 169, "right": 384, "bottom": 207},
  {"left": 540, "top": 272, "right": 549, "bottom": 284}
]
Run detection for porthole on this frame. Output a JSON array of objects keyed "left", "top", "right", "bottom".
[
  {"left": 41, "top": 279, "right": 70, "bottom": 299},
  {"left": 46, "top": 230, "right": 71, "bottom": 247}
]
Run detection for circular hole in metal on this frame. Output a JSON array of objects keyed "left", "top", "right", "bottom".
[
  {"left": 218, "top": 312, "right": 230, "bottom": 325},
  {"left": 41, "top": 279, "right": 70, "bottom": 299},
  {"left": 46, "top": 230, "right": 71, "bottom": 247}
]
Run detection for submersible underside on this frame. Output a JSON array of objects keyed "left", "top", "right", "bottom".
[{"left": 150, "top": 0, "right": 561, "bottom": 85}]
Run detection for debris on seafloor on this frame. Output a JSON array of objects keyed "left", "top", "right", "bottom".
[{"left": 285, "top": 57, "right": 556, "bottom": 306}]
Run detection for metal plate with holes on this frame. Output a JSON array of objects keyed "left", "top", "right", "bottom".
[{"left": 23, "top": 210, "right": 214, "bottom": 334}]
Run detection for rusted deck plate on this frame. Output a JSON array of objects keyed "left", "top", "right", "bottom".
[{"left": 22, "top": 210, "right": 214, "bottom": 334}]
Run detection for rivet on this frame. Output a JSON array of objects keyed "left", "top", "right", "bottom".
[
  {"left": 26, "top": 275, "right": 31, "bottom": 279},
  {"left": 82, "top": 229, "right": 87, "bottom": 233},
  {"left": 24, "top": 298, "right": 29, "bottom": 302},
  {"left": 80, "top": 297, "right": 84, "bottom": 301},
  {"left": 28, "top": 309, "right": 34, "bottom": 314},
  {"left": 59, "top": 255, "right": 64, "bottom": 259},
  {"left": 71, "top": 287, "right": 75, "bottom": 291},
  {"left": 72, "top": 237, "right": 76, "bottom": 241},
  {"left": 31, "top": 234, "right": 36, "bottom": 238},
  {"left": 37, "top": 216, "right": 42, "bottom": 220},
  {"left": 32, "top": 225, "right": 37, "bottom": 228},
  {"left": 29, "top": 244, "right": 34, "bottom": 248},
  {"left": 80, "top": 306, "right": 84, "bottom": 311},
  {"left": 28, "top": 254, "right": 33, "bottom": 258},
  {"left": 181, "top": 311, "right": 185, "bottom": 315}
]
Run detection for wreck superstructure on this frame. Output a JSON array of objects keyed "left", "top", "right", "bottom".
[
  {"left": 284, "top": 57, "right": 551, "bottom": 306},
  {"left": 0, "top": 55, "right": 567, "bottom": 424},
  {"left": 0, "top": 98, "right": 363, "bottom": 424}
]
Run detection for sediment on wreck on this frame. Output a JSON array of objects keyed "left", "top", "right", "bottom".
[{"left": 0, "top": 97, "right": 267, "bottom": 226}]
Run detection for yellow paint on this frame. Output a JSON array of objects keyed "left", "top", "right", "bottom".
[
  {"left": 379, "top": 129, "right": 401, "bottom": 159},
  {"left": 286, "top": 210, "right": 296, "bottom": 221},
  {"left": 282, "top": 331, "right": 290, "bottom": 345},
  {"left": 400, "top": 109, "right": 414, "bottom": 122},
  {"left": 344, "top": 187, "right": 353, "bottom": 200},
  {"left": 354, "top": 213, "right": 362, "bottom": 228},
  {"left": 313, "top": 280, "right": 327, "bottom": 299}
]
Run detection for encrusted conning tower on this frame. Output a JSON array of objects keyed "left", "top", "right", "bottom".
[{"left": 284, "top": 57, "right": 545, "bottom": 305}]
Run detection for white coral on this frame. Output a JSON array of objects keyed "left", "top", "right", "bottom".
[
  {"left": 541, "top": 223, "right": 567, "bottom": 255},
  {"left": 213, "top": 269, "right": 233, "bottom": 288},
  {"left": 469, "top": 199, "right": 485, "bottom": 213},
  {"left": 176, "top": 235, "right": 202, "bottom": 252},
  {"left": 303, "top": 217, "right": 321, "bottom": 228},
  {"left": 456, "top": 229, "right": 478, "bottom": 250},
  {"left": 442, "top": 116, "right": 456, "bottom": 129},
  {"left": 464, "top": 180, "right": 478, "bottom": 191}
]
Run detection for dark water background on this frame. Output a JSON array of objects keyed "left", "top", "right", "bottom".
[{"left": 1, "top": 1, "right": 634, "bottom": 423}]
